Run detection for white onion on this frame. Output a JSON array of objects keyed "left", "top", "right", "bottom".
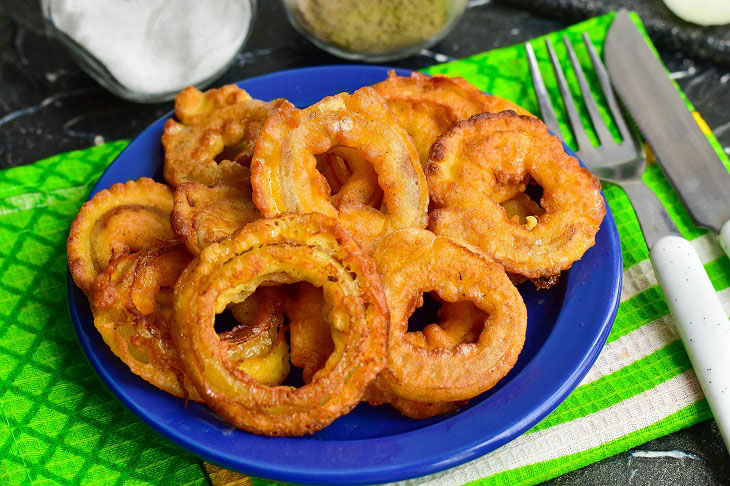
[{"left": 663, "top": 0, "right": 730, "bottom": 26}]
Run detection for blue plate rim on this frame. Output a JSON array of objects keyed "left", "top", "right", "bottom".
[{"left": 68, "top": 64, "right": 622, "bottom": 484}]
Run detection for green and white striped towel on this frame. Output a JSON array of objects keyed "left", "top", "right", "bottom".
[{"left": 1, "top": 11, "right": 728, "bottom": 486}]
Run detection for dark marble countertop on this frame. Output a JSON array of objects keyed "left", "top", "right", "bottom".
[{"left": 2, "top": 0, "right": 730, "bottom": 484}]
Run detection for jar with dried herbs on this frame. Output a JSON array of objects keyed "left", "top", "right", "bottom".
[{"left": 283, "top": 0, "right": 467, "bottom": 62}]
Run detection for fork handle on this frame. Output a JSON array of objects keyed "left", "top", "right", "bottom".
[
  {"left": 621, "top": 178, "right": 681, "bottom": 248},
  {"left": 651, "top": 235, "right": 730, "bottom": 450}
]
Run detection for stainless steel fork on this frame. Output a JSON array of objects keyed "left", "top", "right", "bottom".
[
  {"left": 525, "top": 35, "right": 678, "bottom": 248},
  {"left": 527, "top": 35, "right": 730, "bottom": 452}
]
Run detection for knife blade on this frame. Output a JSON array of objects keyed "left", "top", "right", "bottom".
[
  {"left": 604, "top": 9, "right": 730, "bottom": 255},
  {"left": 604, "top": 10, "right": 730, "bottom": 451}
]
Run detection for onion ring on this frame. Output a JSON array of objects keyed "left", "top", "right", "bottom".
[
  {"left": 219, "top": 287, "right": 290, "bottom": 388},
  {"left": 284, "top": 283, "right": 335, "bottom": 384},
  {"left": 173, "top": 213, "right": 388, "bottom": 436},
  {"left": 372, "top": 71, "right": 533, "bottom": 168},
  {"left": 316, "top": 147, "right": 383, "bottom": 210},
  {"left": 67, "top": 177, "right": 174, "bottom": 294},
  {"left": 162, "top": 85, "right": 288, "bottom": 187},
  {"left": 428, "top": 111, "right": 606, "bottom": 282},
  {"left": 171, "top": 182, "right": 260, "bottom": 255},
  {"left": 363, "top": 385, "right": 465, "bottom": 419},
  {"left": 251, "top": 87, "right": 428, "bottom": 252},
  {"left": 369, "top": 228, "right": 527, "bottom": 403},
  {"left": 91, "top": 243, "right": 290, "bottom": 399},
  {"left": 501, "top": 191, "right": 546, "bottom": 225},
  {"left": 91, "top": 243, "right": 198, "bottom": 399},
  {"left": 283, "top": 283, "right": 465, "bottom": 418}
]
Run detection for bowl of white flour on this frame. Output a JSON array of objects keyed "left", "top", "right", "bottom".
[{"left": 42, "top": 0, "right": 256, "bottom": 102}]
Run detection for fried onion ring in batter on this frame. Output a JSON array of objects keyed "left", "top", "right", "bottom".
[
  {"left": 283, "top": 284, "right": 468, "bottom": 418},
  {"left": 363, "top": 301, "right": 474, "bottom": 418},
  {"left": 372, "top": 71, "right": 533, "bottom": 168},
  {"left": 162, "top": 85, "right": 288, "bottom": 187},
  {"left": 363, "top": 385, "right": 465, "bottom": 419},
  {"left": 173, "top": 213, "right": 388, "bottom": 436},
  {"left": 284, "top": 288, "right": 486, "bottom": 419},
  {"left": 91, "top": 244, "right": 290, "bottom": 400},
  {"left": 219, "top": 287, "right": 290, "bottom": 387},
  {"left": 171, "top": 182, "right": 260, "bottom": 255},
  {"left": 67, "top": 178, "right": 174, "bottom": 294},
  {"left": 284, "top": 283, "right": 334, "bottom": 384},
  {"left": 428, "top": 111, "right": 605, "bottom": 282},
  {"left": 91, "top": 243, "right": 198, "bottom": 399},
  {"left": 316, "top": 147, "right": 383, "bottom": 210},
  {"left": 368, "top": 228, "right": 527, "bottom": 403},
  {"left": 251, "top": 87, "right": 428, "bottom": 252},
  {"left": 501, "top": 191, "right": 546, "bottom": 225}
]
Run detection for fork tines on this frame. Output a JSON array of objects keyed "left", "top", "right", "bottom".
[{"left": 525, "top": 34, "right": 632, "bottom": 157}]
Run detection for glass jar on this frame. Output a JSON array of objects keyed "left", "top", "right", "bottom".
[
  {"left": 283, "top": 0, "right": 467, "bottom": 62},
  {"left": 41, "top": 0, "right": 257, "bottom": 103}
]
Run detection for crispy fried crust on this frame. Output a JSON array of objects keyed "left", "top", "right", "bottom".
[
  {"left": 91, "top": 244, "right": 289, "bottom": 400},
  {"left": 284, "top": 283, "right": 334, "bottom": 384},
  {"left": 369, "top": 228, "right": 527, "bottom": 403},
  {"left": 162, "top": 85, "right": 288, "bottom": 187},
  {"left": 90, "top": 243, "right": 199, "bottom": 399},
  {"left": 173, "top": 213, "right": 389, "bottom": 436},
  {"left": 427, "top": 111, "right": 606, "bottom": 282},
  {"left": 372, "top": 71, "right": 533, "bottom": 168},
  {"left": 284, "top": 281, "right": 468, "bottom": 418},
  {"left": 250, "top": 87, "right": 428, "bottom": 252},
  {"left": 170, "top": 182, "right": 260, "bottom": 255},
  {"left": 315, "top": 147, "right": 383, "bottom": 210},
  {"left": 67, "top": 177, "right": 174, "bottom": 294},
  {"left": 363, "top": 384, "right": 465, "bottom": 419},
  {"left": 220, "top": 287, "right": 290, "bottom": 387}
]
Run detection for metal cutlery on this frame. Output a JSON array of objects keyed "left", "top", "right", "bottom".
[
  {"left": 526, "top": 29, "right": 730, "bottom": 450},
  {"left": 605, "top": 10, "right": 730, "bottom": 258}
]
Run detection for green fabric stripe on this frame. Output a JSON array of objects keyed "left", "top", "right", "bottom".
[
  {"left": 2, "top": 9, "right": 728, "bottom": 486},
  {"left": 707, "top": 258, "right": 730, "bottom": 291},
  {"left": 0, "top": 141, "right": 128, "bottom": 200},
  {"left": 467, "top": 400, "right": 712, "bottom": 486},
  {"left": 600, "top": 183, "right": 648, "bottom": 269},
  {"left": 419, "top": 10, "right": 729, "bottom": 485},
  {"left": 607, "top": 287, "right": 669, "bottom": 343},
  {"left": 0, "top": 142, "right": 206, "bottom": 486},
  {"left": 529, "top": 340, "right": 688, "bottom": 433}
]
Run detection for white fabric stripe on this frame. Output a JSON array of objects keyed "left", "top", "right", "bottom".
[
  {"left": 393, "top": 371, "right": 703, "bottom": 486},
  {"left": 579, "top": 315, "right": 678, "bottom": 386},
  {"left": 621, "top": 260, "right": 656, "bottom": 302},
  {"left": 584, "top": 287, "right": 730, "bottom": 386},
  {"left": 388, "top": 287, "right": 730, "bottom": 486},
  {"left": 693, "top": 233, "right": 725, "bottom": 264},
  {"left": 620, "top": 233, "right": 724, "bottom": 302},
  {"left": 383, "top": 242, "right": 730, "bottom": 486}
]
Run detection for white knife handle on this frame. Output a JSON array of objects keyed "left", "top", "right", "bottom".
[
  {"left": 650, "top": 235, "right": 730, "bottom": 448},
  {"left": 720, "top": 219, "right": 730, "bottom": 260}
]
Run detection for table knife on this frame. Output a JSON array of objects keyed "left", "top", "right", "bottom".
[
  {"left": 605, "top": 11, "right": 730, "bottom": 254},
  {"left": 605, "top": 10, "right": 730, "bottom": 449}
]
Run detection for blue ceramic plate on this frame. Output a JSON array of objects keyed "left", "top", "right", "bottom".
[{"left": 68, "top": 65, "right": 622, "bottom": 485}]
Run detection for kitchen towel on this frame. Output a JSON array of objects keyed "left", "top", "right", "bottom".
[{"left": 1, "top": 11, "right": 729, "bottom": 486}]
